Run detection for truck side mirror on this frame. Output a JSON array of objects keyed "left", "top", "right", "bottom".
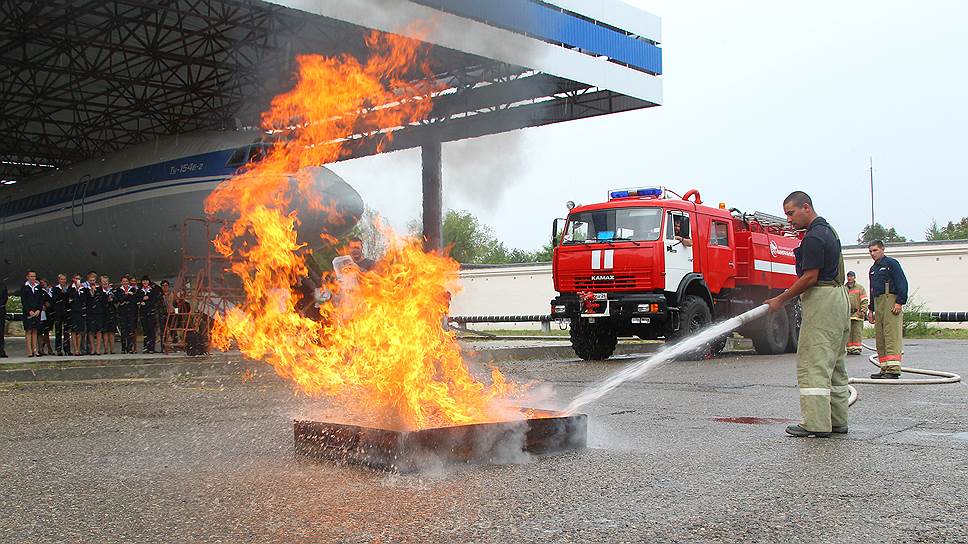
[{"left": 552, "top": 218, "right": 566, "bottom": 246}]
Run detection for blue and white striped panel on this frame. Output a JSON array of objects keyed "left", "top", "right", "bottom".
[{"left": 411, "top": 0, "right": 662, "bottom": 75}]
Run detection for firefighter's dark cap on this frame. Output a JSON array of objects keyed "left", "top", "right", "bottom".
[{"left": 846, "top": 271, "right": 856, "bottom": 277}]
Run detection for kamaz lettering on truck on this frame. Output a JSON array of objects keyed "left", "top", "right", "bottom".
[{"left": 550, "top": 187, "right": 804, "bottom": 360}]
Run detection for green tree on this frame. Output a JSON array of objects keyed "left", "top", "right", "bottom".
[
  {"left": 441, "top": 210, "right": 503, "bottom": 264},
  {"left": 857, "top": 223, "right": 907, "bottom": 244},
  {"left": 527, "top": 238, "right": 555, "bottom": 262},
  {"left": 410, "top": 210, "right": 554, "bottom": 264},
  {"left": 925, "top": 217, "right": 968, "bottom": 241}
]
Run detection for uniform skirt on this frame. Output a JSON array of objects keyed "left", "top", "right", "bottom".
[
  {"left": 86, "top": 313, "right": 104, "bottom": 333},
  {"left": 101, "top": 314, "right": 117, "bottom": 334},
  {"left": 70, "top": 313, "right": 87, "bottom": 333},
  {"left": 23, "top": 314, "right": 40, "bottom": 331}
]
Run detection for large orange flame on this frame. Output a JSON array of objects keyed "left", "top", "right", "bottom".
[{"left": 204, "top": 30, "right": 521, "bottom": 430}]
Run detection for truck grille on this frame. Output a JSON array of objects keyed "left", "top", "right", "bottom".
[{"left": 565, "top": 273, "right": 651, "bottom": 291}]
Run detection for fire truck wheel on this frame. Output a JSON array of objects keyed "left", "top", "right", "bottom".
[
  {"left": 569, "top": 320, "right": 618, "bottom": 361},
  {"left": 672, "top": 295, "right": 713, "bottom": 360},
  {"left": 751, "top": 306, "right": 790, "bottom": 355}
]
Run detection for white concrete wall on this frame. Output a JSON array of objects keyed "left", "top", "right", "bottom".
[
  {"left": 450, "top": 264, "right": 556, "bottom": 330},
  {"left": 842, "top": 241, "right": 968, "bottom": 312},
  {"left": 451, "top": 241, "right": 968, "bottom": 328}
]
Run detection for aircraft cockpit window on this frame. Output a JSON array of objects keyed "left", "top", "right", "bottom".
[
  {"left": 248, "top": 144, "right": 270, "bottom": 163},
  {"left": 226, "top": 143, "right": 272, "bottom": 168},
  {"left": 226, "top": 147, "right": 248, "bottom": 168}
]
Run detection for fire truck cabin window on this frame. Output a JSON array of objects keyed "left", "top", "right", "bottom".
[
  {"left": 710, "top": 221, "right": 729, "bottom": 246},
  {"left": 564, "top": 207, "right": 662, "bottom": 243},
  {"left": 667, "top": 212, "right": 690, "bottom": 239}
]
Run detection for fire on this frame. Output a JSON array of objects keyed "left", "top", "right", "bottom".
[{"left": 204, "top": 30, "right": 522, "bottom": 430}]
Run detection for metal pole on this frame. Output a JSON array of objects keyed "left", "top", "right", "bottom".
[
  {"left": 421, "top": 140, "right": 443, "bottom": 252},
  {"left": 869, "top": 156, "right": 875, "bottom": 227}
]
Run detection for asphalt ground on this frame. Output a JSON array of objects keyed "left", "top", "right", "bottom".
[
  {"left": 0, "top": 337, "right": 658, "bottom": 383},
  {"left": 1, "top": 340, "right": 965, "bottom": 543}
]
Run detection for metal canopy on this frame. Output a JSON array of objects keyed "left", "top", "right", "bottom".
[{"left": 1, "top": 0, "right": 661, "bottom": 183}]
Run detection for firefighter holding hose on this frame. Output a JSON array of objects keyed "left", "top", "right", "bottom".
[
  {"left": 765, "top": 191, "right": 850, "bottom": 438},
  {"left": 845, "top": 271, "right": 868, "bottom": 355}
]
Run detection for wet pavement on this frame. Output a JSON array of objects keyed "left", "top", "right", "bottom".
[{"left": 1, "top": 340, "right": 965, "bottom": 542}]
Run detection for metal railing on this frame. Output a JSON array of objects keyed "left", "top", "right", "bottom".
[{"left": 448, "top": 315, "right": 553, "bottom": 324}]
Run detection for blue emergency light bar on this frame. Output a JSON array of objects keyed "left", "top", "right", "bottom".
[{"left": 608, "top": 187, "right": 664, "bottom": 200}]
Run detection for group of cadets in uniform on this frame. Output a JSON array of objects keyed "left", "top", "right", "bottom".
[{"left": 15, "top": 270, "right": 168, "bottom": 357}]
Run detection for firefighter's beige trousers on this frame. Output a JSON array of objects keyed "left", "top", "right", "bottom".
[
  {"left": 874, "top": 293, "right": 903, "bottom": 374},
  {"left": 797, "top": 285, "right": 850, "bottom": 433},
  {"left": 847, "top": 318, "right": 864, "bottom": 354}
]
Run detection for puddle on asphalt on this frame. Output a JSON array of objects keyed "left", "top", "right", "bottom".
[
  {"left": 712, "top": 416, "right": 797, "bottom": 425},
  {"left": 950, "top": 432, "right": 968, "bottom": 441}
]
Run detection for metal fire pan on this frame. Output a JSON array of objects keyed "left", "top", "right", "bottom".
[{"left": 293, "top": 409, "right": 586, "bottom": 473}]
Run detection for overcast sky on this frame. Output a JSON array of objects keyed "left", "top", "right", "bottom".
[{"left": 328, "top": 0, "right": 968, "bottom": 252}]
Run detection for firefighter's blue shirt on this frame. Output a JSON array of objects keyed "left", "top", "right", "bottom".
[
  {"left": 868, "top": 255, "right": 908, "bottom": 311},
  {"left": 794, "top": 217, "right": 841, "bottom": 282}
]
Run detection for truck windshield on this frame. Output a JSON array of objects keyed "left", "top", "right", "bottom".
[{"left": 563, "top": 207, "right": 662, "bottom": 243}]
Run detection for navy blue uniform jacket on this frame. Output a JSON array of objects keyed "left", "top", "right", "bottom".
[{"left": 868, "top": 256, "right": 908, "bottom": 312}]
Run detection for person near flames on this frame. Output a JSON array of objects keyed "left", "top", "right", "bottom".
[
  {"left": 845, "top": 271, "right": 868, "bottom": 355},
  {"left": 347, "top": 237, "right": 376, "bottom": 272},
  {"left": 765, "top": 191, "right": 850, "bottom": 438},
  {"left": 867, "top": 240, "right": 909, "bottom": 379},
  {"left": 138, "top": 275, "right": 162, "bottom": 353}
]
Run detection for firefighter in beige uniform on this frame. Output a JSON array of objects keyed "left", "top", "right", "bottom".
[
  {"left": 845, "top": 271, "right": 868, "bottom": 355},
  {"left": 866, "top": 240, "right": 908, "bottom": 379},
  {"left": 766, "top": 191, "right": 850, "bottom": 438}
]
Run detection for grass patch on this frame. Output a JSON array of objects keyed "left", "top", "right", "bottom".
[{"left": 863, "top": 328, "right": 968, "bottom": 340}]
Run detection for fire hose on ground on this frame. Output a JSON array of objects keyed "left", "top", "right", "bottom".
[{"left": 846, "top": 342, "right": 962, "bottom": 406}]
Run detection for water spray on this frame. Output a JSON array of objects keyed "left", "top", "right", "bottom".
[
  {"left": 565, "top": 304, "right": 962, "bottom": 414},
  {"left": 565, "top": 305, "right": 769, "bottom": 414}
]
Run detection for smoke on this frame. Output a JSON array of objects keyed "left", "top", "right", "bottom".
[
  {"left": 261, "top": 0, "right": 549, "bottom": 214},
  {"left": 443, "top": 132, "right": 533, "bottom": 212}
]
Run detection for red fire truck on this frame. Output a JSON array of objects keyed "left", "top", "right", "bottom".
[{"left": 550, "top": 186, "right": 804, "bottom": 360}]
